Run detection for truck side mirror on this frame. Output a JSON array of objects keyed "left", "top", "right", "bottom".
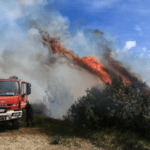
[{"left": 27, "top": 83, "right": 31, "bottom": 95}]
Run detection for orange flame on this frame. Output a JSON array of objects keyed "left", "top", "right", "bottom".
[
  {"left": 41, "top": 32, "right": 150, "bottom": 113},
  {"left": 42, "top": 36, "right": 112, "bottom": 84},
  {"left": 41, "top": 34, "right": 148, "bottom": 91}
]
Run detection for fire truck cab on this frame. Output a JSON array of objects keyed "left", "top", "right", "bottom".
[{"left": 0, "top": 76, "right": 31, "bottom": 129}]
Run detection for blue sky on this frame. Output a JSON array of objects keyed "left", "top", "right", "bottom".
[
  {"left": 1, "top": 0, "right": 150, "bottom": 56},
  {"left": 2, "top": 0, "right": 150, "bottom": 118},
  {"left": 44, "top": 0, "right": 150, "bottom": 56},
  {"left": 0, "top": 0, "right": 150, "bottom": 85},
  {"left": 41, "top": 0, "right": 150, "bottom": 84}
]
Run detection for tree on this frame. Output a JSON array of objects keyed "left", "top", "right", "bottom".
[{"left": 65, "top": 77, "right": 150, "bottom": 135}]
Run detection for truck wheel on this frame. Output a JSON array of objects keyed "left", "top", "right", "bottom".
[{"left": 12, "top": 119, "right": 20, "bottom": 130}]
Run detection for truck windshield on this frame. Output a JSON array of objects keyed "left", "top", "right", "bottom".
[{"left": 0, "top": 81, "right": 20, "bottom": 96}]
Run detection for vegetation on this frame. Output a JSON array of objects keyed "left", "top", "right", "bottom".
[
  {"left": 2, "top": 77, "right": 150, "bottom": 149},
  {"left": 64, "top": 77, "right": 150, "bottom": 137},
  {"left": 18, "top": 113, "right": 150, "bottom": 149}
]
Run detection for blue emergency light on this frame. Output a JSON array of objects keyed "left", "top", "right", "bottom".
[{"left": 6, "top": 92, "right": 14, "bottom": 96}]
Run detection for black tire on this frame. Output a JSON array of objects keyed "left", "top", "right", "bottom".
[{"left": 12, "top": 119, "right": 20, "bottom": 130}]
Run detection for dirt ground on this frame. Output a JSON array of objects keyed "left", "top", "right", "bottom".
[{"left": 0, "top": 126, "right": 101, "bottom": 150}]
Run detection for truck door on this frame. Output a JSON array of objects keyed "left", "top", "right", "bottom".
[{"left": 21, "top": 82, "right": 27, "bottom": 109}]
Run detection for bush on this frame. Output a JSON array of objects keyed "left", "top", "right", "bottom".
[{"left": 64, "top": 77, "right": 150, "bottom": 135}]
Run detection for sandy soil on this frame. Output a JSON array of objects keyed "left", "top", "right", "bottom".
[{"left": 0, "top": 128, "right": 101, "bottom": 150}]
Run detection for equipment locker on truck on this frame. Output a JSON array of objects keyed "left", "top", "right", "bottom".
[{"left": 0, "top": 76, "right": 31, "bottom": 129}]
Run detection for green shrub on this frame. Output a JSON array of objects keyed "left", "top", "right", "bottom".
[{"left": 64, "top": 77, "right": 150, "bottom": 135}]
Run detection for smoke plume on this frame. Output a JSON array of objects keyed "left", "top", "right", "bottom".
[
  {"left": 0, "top": 0, "right": 104, "bottom": 118},
  {"left": 0, "top": 0, "right": 149, "bottom": 119}
]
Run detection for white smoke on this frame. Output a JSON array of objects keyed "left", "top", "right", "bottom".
[
  {"left": 1, "top": 0, "right": 149, "bottom": 119},
  {"left": 0, "top": 0, "right": 103, "bottom": 119}
]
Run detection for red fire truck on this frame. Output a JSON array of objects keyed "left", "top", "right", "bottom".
[{"left": 0, "top": 76, "right": 31, "bottom": 129}]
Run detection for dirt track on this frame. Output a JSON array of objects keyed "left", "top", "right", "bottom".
[{"left": 0, "top": 126, "right": 101, "bottom": 150}]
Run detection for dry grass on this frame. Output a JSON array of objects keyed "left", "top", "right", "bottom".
[{"left": 0, "top": 113, "right": 150, "bottom": 150}]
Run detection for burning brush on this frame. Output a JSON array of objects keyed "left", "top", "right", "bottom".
[{"left": 39, "top": 29, "right": 149, "bottom": 91}]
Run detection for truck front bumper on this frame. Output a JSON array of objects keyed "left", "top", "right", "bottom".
[{"left": 0, "top": 110, "right": 22, "bottom": 122}]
